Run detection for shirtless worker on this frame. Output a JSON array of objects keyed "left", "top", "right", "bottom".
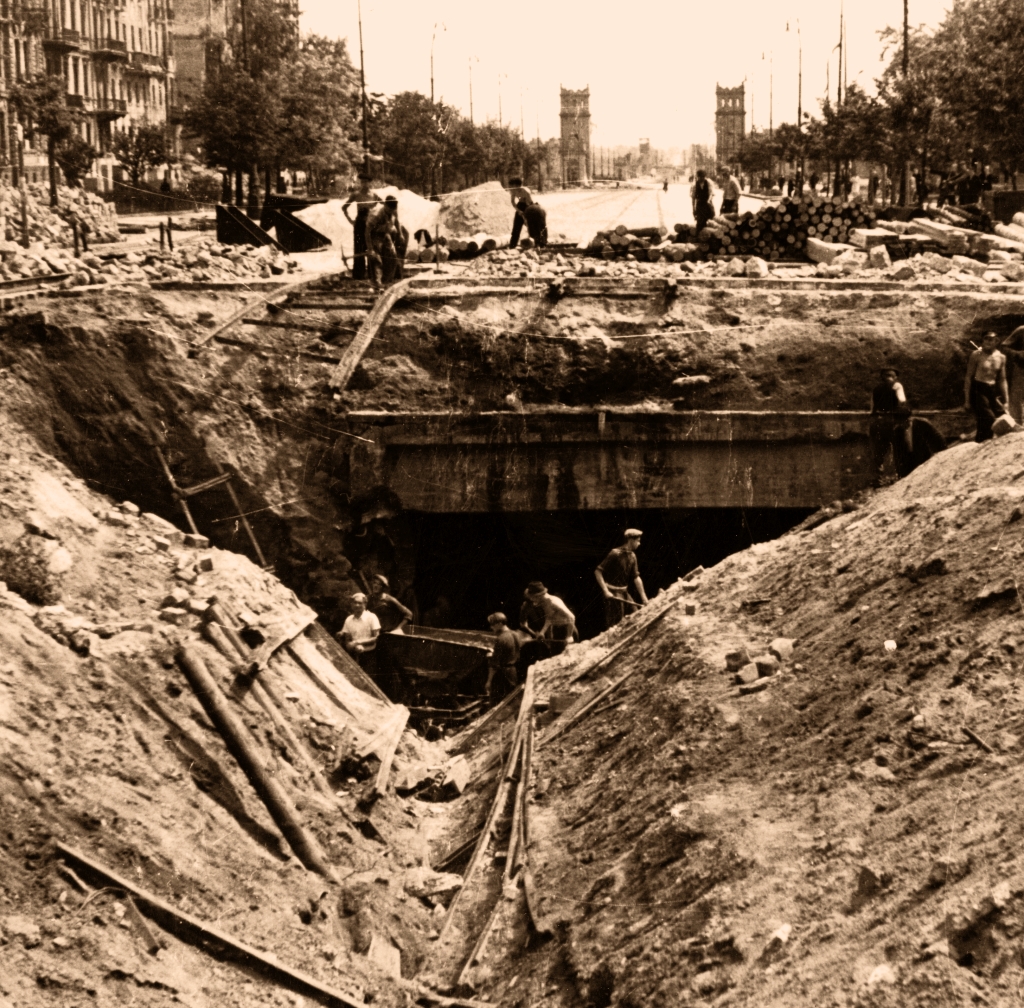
[
  {"left": 508, "top": 177, "right": 547, "bottom": 248},
  {"left": 341, "top": 174, "right": 380, "bottom": 280},
  {"left": 964, "top": 332, "right": 1009, "bottom": 442},
  {"left": 595, "top": 529, "right": 648, "bottom": 629}
]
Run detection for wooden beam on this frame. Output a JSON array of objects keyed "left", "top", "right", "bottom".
[
  {"left": 328, "top": 277, "right": 416, "bottom": 390},
  {"left": 372, "top": 708, "right": 410, "bottom": 799},
  {"left": 54, "top": 843, "right": 364, "bottom": 1008},
  {"left": 569, "top": 603, "right": 674, "bottom": 683},
  {"left": 194, "top": 277, "right": 318, "bottom": 349}
]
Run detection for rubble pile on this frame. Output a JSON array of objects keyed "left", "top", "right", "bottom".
[
  {"left": 0, "top": 183, "right": 121, "bottom": 249},
  {"left": 29, "top": 238, "right": 301, "bottom": 287}
]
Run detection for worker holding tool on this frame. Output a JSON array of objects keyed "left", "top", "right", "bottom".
[
  {"left": 508, "top": 177, "right": 548, "bottom": 248},
  {"left": 367, "top": 574, "right": 413, "bottom": 634},
  {"left": 339, "top": 592, "right": 381, "bottom": 673},
  {"left": 522, "top": 581, "right": 577, "bottom": 647},
  {"left": 964, "top": 332, "right": 1009, "bottom": 442},
  {"left": 364, "top": 195, "right": 402, "bottom": 288},
  {"left": 868, "top": 367, "right": 912, "bottom": 484},
  {"left": 485, "top": 612, "right": 520, "bottom": 701},
  {"left": 595, "top": 529, "right": 648, "bottom": 628},
  {"left": 341, "top": 174, "right": 380, "bottom": 281}
]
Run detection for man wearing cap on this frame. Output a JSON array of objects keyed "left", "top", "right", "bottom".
[
  {"left": 339, "top": 592, "right": 381, "bottom": 671},
  {"left": 485, "top": 612, "right": 520, "bottom": 700},
  {"left": 595, "top": 530, "right": 648, "bottom": 628},
  {"left": 368, "top": 574, "right": 413, "bottom": 634},
  {"left": 342, "top": 174, "right": 381, "bottom": 281},
  {"left": 522, "top": 581, "right": 577, "bottom": 645}
]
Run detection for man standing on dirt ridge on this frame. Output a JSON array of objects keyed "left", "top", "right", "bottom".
[
  {"left": 964, "top": 332, "right": 1009, "bottom": 442},
  {"left": 341, "top": 174, "right": 380, "bottom": 281},
  {"left": 869, "top": 368, "right": 911, "bottom": 484},
  {"left": 595, "top": 529, "right": 649, "bottom": 628}
]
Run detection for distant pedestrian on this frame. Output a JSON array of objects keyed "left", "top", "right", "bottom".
[
  {"left": 522, "top": 581, "right": 577, "bottom": 644},
  {"left": 339, "top": 593, "right": 381, "bottom": 673},
  {"left": 508, "top": 177, "right": 547, "bottom": 248},
  {"left": 786, "top": 177, "right": 795, "bottom": 196},
  {"left": 964, "top": 332, "right": 1009, "bottom": 442},
  {"left": 595, "top": 529, "right": 648, "bottom": 628},
  {"left": 663, "top": 179, "right": 669, "bottom": 192},
  {"left": 719, "top": 171, "right": 741, "bottom": 215},
  {"left": 809, "top": 172, "right": 819, "bottom": 192},
  {"left": 484, "top": 612, "right": 520, "bottom": 700},
  {"left": 869, "top": 368, "right": 912, "bottom": 483},
  {"left": 691, "top": 170, "right": 714, "bottom": 233},
  {"left": 342, "top": 174, "right": 381, "bottom": 281}
]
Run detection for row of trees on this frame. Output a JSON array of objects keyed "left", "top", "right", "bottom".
[
  {"left": 733, "top": 0, "right": 1024, "bottom": 199},
  {"left": 183, "top": 0, "right": 558, "bottom": 203}
]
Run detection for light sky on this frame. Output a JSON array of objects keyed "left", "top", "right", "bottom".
[{"left": 299, "top": 1, "right": 954, "bottom": 151}]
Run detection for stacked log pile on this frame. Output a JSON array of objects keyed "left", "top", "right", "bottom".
[
  {"left": 0, "top": 183, "right": 121, "bottom": 248},
  {"left": 698, "top": 194, "right": 877, "bottom": 260}
]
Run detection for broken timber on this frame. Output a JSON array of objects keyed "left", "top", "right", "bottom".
[
  {"left": 54, "top": 843, "right": 363, "bottom": 1008},
  {"left": 328, "top": 276, "right": 416, "bottom": 390}
]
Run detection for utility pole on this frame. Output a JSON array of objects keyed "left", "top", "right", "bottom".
[
  {"left": 430, "top": 24, "right": 436, "bottom": 104},
  {"left": 769, "top": 51, "right": 773, "bottom": 138},
  {"left": 838, "top": 0, "right": 843, "bottom": 106},
  {"left": 468, "top": 57, "right": 474, "bottom": 123},
  {"left": 901, "top": 0, "right": 910, "bottom": 204},
  {"left": 498, "top": 74, "right": 503, "bottom": 128},
  {"left": 903, "top": 0, "right": 910, "bottom": 76},
  {"left": 357, "top": 0, "right": 370, "bottom": 176}
]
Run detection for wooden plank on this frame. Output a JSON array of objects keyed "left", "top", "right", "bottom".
[
  {"left": 357, "top": 707, "right": 407, "bottom": 758},
  {"left": 328, "top": 277, "right": 416, "bottom": 390},
  {"left": 372, "top": 708, "right": 410, "bottom": 798},
  {"left": 194, "top": 276, "right": 319, "bottom": 348},
  {"left": 306, "top": 622, "right": 392, "bottom": 704},
  {"left": 213, "top": 334, "right": 342, "bottom": 365},
  {"left": 445, "top": 685, "right": 524, "bottom": 755},
  {"left": 242, "top": 318, "right": 327, "bottom": 331},
  {"left": 54, "top": 843, "right": 364, "bottom": 1008},
  {"left": 569, "top": 603, "right": 674, "bottom": 683}
]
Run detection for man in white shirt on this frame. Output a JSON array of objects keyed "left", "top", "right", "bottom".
[
  {"left": 720, "top": 171, "right": 741, "bottom": 215},
  {"left": 339, "top": 593, "right": 381, "bottom": 670}
]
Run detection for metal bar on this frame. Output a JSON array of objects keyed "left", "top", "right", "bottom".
[{"left": 178, "top": 471, "right": 235, "bottom": 498}]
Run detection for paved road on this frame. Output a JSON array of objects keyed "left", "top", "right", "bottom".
[{"left": 539, "top": 182, "right": 767, "bottom": 246}]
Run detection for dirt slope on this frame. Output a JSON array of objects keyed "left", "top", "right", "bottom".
[
  {"left": 461, "top": 431, "right": 1024, "bottom": 1007},
  {"left": 0, "top": 413, "right": 459, "bottom": 1008}
]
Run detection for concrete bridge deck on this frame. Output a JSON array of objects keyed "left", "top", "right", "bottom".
[{"left": 341, "top": 409, "right": 971, "bottom": 512}]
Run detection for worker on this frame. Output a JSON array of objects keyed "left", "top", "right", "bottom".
[
  {"left": 367, "top": 574, "right": 413, "bottom": 634},
  {"left": 662, "top": 179, "right": 669, "bottom": 193},
  {"left": 595, "top": 529, "right": 648, "bottom": 629},
  {"left": 508, "top": 177, "right": 547, "bottom": 248},
  {"left": 522, "top": 581, "right": 576, "bottom": 646},
  {"left": 691, "top": 170, "right": 714, "bottom": 234},
  {"left": 869, "top": 368, "right": 912, "bottom": 483},
  {"left": 719, "top": 170, "right": 741, "bottom": 215},
  {"left": 485, "top": 612, "right": 520, "bottom": 700},
  {"left": 341, "top": 174, "right": 380, "bottom": 281},
  {"left": 339, "top": 592, "right": 381, "bottom": 672},
  {"left": 1003, "top": 326, "right": 1024, "bottom": 423},
  {"left": 519, "top": 587, "right": 547, "bottom": 638},
  {"left": 365, "top": 195, "right": 401, "bottom": 289},
  {"left": 964, "top": 332, "right": 1009, "bottom": 442}
]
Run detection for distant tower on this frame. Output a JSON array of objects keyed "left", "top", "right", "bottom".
[
  {"left": 560, "top": 86, "right": 591, "bottom": 186},
  {"left": 715, "top": 84, "right": 745, "bottom": 168}
]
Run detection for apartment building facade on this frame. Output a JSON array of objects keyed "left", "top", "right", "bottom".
[{"left": 0, "top": 0, "right": 175, "bottom": 191}]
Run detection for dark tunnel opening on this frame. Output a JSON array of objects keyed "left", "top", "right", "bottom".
[{"left": 407, "top": 507, "right": 814, "bottom": 641}]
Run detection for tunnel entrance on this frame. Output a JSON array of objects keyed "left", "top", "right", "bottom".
[{"left": 405, "top": 508, "right": 813, "bottom": 640}]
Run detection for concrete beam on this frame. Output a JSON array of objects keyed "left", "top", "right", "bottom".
[{"left": 341, "top": 410, "right": 969, "bottom": 512}]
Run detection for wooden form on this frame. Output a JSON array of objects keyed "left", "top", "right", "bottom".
[
  {"left": 194, "top": 277, "right": 317, "bottom": 349},
  {"left": 54, "top": 843, "right": 362, "bottom": 1008},
  {"left": 569, "top": 602, "right": 674, "bottom": 683}
]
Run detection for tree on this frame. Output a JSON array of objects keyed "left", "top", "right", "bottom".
[
  {"left": 55, "top": 135, "right": 97, "bottom": 187},
  {"left": 735, "top": 130, "right": 776, "bottom": 177},
  {"left": 111, "top": 123, "right": 169, "bottom": 188},
  {"left": 8, "top": 75, "right": 82, "bottom": 206}
]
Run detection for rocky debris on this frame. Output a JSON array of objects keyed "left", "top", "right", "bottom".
[
  {"left": 1, "top": 182, "right": 120, "bottom": 248},
  {"left": 0, "top": 526, "right": 73, "bottom": 604},
  {"left": 50, "top": 239, "right": 301, "bottom": 289}
]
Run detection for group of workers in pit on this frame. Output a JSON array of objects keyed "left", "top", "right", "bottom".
[
  {"left": 341, "top": 174, "right": 548, "bottom": 289},
  {"left": 868, "top": 326, "right": 1024, "bottom": 483},
  {"left": 336, "top": 529, "right": 648, "bottom": 702}
]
